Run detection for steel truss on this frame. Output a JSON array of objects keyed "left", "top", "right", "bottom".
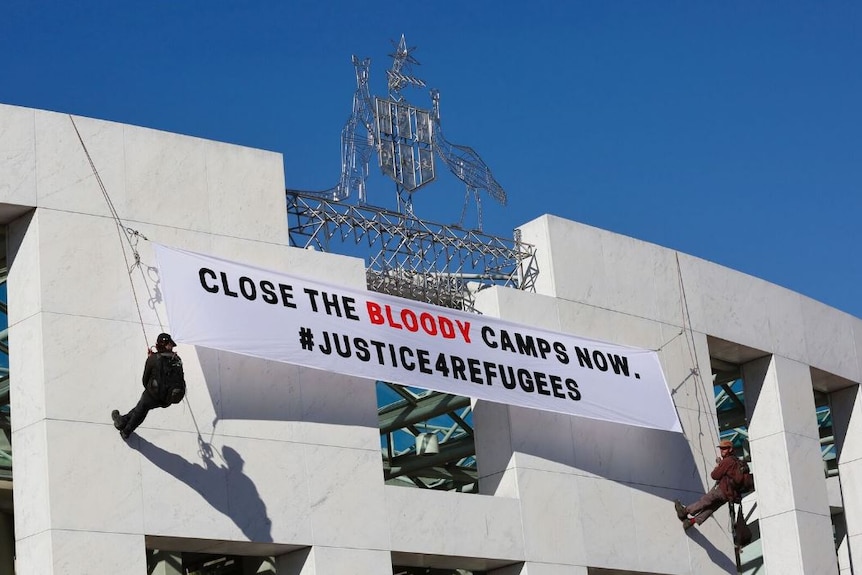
[{"left": 286, "top": 190, "right": 538, "bottom": 311}]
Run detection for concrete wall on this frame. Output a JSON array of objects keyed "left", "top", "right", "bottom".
[{"left": 2, "top": 103, "right": 859, "bottom": 574}]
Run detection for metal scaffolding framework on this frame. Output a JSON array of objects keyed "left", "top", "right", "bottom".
[
  {"left": 286, "top": 191, "right": 538, "bottom": 311},
  {"left": 317, "top": 34, "right": 507, "bottom": 230}
]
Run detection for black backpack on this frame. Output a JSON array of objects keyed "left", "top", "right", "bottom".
[
  {"left": 155, "top": 352, "right": 186, "bottom": 405},
  {"left": 733, "top": 503, "right": 753, "bottom": 547}
]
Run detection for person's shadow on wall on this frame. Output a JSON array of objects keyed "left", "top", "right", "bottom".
[{"left": 134, "top": 437, "right": 273, "bottom": 543}]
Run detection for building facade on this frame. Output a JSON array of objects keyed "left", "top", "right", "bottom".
[{"left": 1, "top": 102, "right": 860, "bottom": 574}]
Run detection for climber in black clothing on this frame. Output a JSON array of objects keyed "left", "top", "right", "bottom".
[{"left": 111, "top": 332, "right": 185, "bottom": 440}]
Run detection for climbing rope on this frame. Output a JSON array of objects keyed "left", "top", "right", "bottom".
[
  {"left": 674, "top": 251, "right": 722, "bottom": 480},
  {"left": 68, "top": 114, "right": 157, "bottom": 347}
]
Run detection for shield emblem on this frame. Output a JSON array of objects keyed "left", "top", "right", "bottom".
[{"left": 375, "top": 98, "right": 435, "bottom": 191}]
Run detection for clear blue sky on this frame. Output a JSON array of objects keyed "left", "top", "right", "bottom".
[{"left": 2, "top": 2, "right": 861, "bottom": 318}]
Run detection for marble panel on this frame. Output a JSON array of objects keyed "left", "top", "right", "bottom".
[
  {"left": 569, "top": 410, "right": 698, "bottom": 489},
  {"left": 515, "top": 216, "right": 557, "bottom": 298},
  {"left": 51, "top": 530, "right": 147, "bottom": 575},
  {"left": 138, "top": 429, "right": 235, "bottom": 541},
  {"left": 10, "top": 421, "right": 50, "bottom": 539},
  {"left": 473, "top": 287, "right": 561, "bottom": 331},
  {"left": 385, "top": 487, "right": 523, "bottom": 560},
  {"left": 472, "top": 285, "right": 503, "bottom": 318},
  {"left": 785, "top": 433, "right": 831, "bottom": 516},
  {"left": 660, "top": 328, "right": 713, "bottom": 414},
  {"left": 760, "top": 511, "right": 838, "bottom": 575},
  {"left": 630, "top": 486, "right": 692, "bottom": 573},
  {"left": 39, "top": 313, "right": 143, "bottom": 424},
  {"left": 545, "top": 216, "right": 608, "bottom": 305},
  {"left": 748, "top": 356, "right": 820, "bottom": 440},
  {"left": 197, "top": 239, "right": 367, "bottom": 327},
  {"left": 849, "top": 534, "right": 862, "bottom": 575},
  {"left": 7, "top": 210, "right": 41, "bottom": 324},
  {"left": 304, "top": 444, "right": 389, "bottom": 549},
  {"left": 145, "top": 224, "right": 215, "bottom": 266},
  {"left": 516, "top": 469, "right": 585, "bottom": 565},
  {"left": 295, "top": 369, "right": 381, "bottom": 451},
  {"left": 570, "top": 414, "right": 643, "bottom": 483},
  {"left": 473, "top": 400, "right": 515, "bottom": 488},
  {"left": 749, "top": 433, "right": 794, "bottom": 517},
  {"left": 0, "top": 104, "right": 37, "bottom": 207},
  {"left": 204, "top": 237, "right": 295, "bottom": 274},
  {"left": 480, "top": 469, "right": 519, "bottom": 499},
  {"left": 662, "top": 406, "right": 721, "bottom": 493},
  {"left": 596, "top": 230, "right": 678, "bottom": 323},
  {"left": 744, "top": 356, "right": 782, "bottom": 440},
  {"left": 506, "top": 406, "right": 576, "bottom": 472},
  {"left": 283, "top": 245, "right": 368, "bottom": 288},
  {"left": 277, "top": 546, "right": 391, "bottom": 575},
  {"left": 678, "top": 253, "right": 771, "bottom": 350},
  {"left": 838, "top": 461, "right": 862, "bottom": 538},
  {"left": 35, "top": 310, "right": 213, "bottom": 436},
  {"left": 35, "top": 111, "right": 125, "bottom": 217},
  {"left": 685, "top": 515, "right": 738, "bottom": 575},
  {"left": 801, "top": 299, "right": 860, "bottom": 382},
  {"left": 555, "top": 298, "right": 664, "bottom": 351},
  {"left": 9, "top": 314, "right": 46, "bottom": 431},
  {"left": 764, "top": 287, "right": 808, "bottom": 362},
  {"left": 652, "top": 248, "right": 687, "bottom": 327},
  {"left": 13, "top": 531, "right": 53, "bottom": 575},
  {"left": 621, "top": 419, "right": 700, "bottom": 489},
  {"left": 775, "top": 357, "right": 821, "bottom": 440},
  {"left": 35, "top": 209, "right": 142, "bottom": 321},
  {"left": 218, "top": 435, "right": 313, "bottom": 544},
  {"left": 208, "top": 347, "right": 304, "bottom": 439},
  {"left": 123, "top": 123, "right": 211, "bottom": 232},
  {"left": 45, "top": 420, "right": 144, "bottom": 533},
  {"left": 204, "top": 140, "right": 287, "bottom": 243},
  {"left": 521, "top": 215, "right": 686, "bottom": 328},
  {"left": 576, "top": 476, "right": 640, "bottom": 569}
]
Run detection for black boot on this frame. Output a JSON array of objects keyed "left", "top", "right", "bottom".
[
  {"left": 111, "top": 410, "right": 124, "bottom": 430},
  {"left": 674, "top": 500, "right": 688, "bottom": 521}
]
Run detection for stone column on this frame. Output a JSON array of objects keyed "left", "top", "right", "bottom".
[
  {"left": 743, "top": 355, "right": 838, "bottom": 575},
  {"left": 148, "top": 550, "right": 182, "bottom": 575}
]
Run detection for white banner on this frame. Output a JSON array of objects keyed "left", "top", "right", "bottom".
[{"left": 154, "top": 244, "right": 682, "bottom": 433}]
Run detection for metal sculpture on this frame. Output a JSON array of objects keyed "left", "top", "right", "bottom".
[{"left": 323, "top": 35, "right": 506, "bottom": 230}]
